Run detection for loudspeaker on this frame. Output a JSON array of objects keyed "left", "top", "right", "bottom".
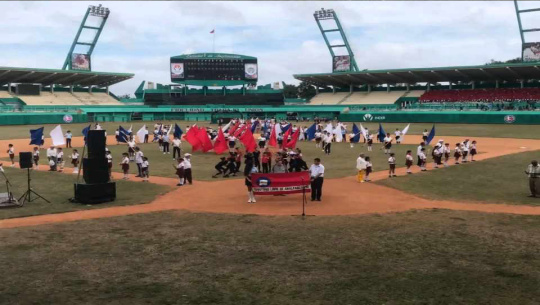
[
  {"left": 74, "top": 182, "right": 116, "bottom": 204},
  {"left": 82, "top": 158, "right": 110, "bottom": 184},
  {"left": 87, "top": 130, "right": 106, "bottom": 159},
  {"left": 19, "top": 152, "right": 33, "bottom": 169}
]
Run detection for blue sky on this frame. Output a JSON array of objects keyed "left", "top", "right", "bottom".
[{"left": 1, "top": 1, "right": 540, "bottom": 95}]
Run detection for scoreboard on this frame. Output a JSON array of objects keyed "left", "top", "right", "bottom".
[{"left": 170, "top": 53, "right": 258, "bottom": 82}]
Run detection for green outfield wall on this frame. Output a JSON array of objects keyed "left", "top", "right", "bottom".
[{"left": 0, "top": 112, "right": 87, "bottom": 125}]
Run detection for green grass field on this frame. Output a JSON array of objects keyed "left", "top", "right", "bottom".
[
  {"left": 1, "top": 121, "right": 540, "bottom": 140},
  {"left": 378, "top": 150, "right": 540, "bottom": 206},
  {"left": 0, "top": 167, "right": 171, "bottom": 219},
  {"left": 1, "top": 210, "right": 540, "bottom": 304}
]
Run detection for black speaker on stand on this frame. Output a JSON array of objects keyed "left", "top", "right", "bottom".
[
  {"left": 18, "top": 152, "right": 50, "bottom": 205},
  {"left": 73, "top": 130, "right": 116, "bottom": 204}
]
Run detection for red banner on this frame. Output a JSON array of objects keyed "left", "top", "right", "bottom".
[{"left": 251, "top": 171, "right": 311, "bottom": 195}]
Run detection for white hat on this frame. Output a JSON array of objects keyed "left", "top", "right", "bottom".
[
  {"left": 439, "top": 139, "right": 444, "bottom": 142},
  {"left": 184, "top": 153, "right": 191, "bottom": 157}
]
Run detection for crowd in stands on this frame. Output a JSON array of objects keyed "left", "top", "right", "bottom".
[{"left": 419, "top": 88, "right": 540, "bottom": 103}]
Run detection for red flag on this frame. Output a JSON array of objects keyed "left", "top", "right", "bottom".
[
  {"left": 197, "top": 127, "right": 213, "bottom": 152},
  {"left": 282, "top": 127, "right": 292, "bottom": 148},
  {"left": 210, "top": 29, "right": 215, "bottom": 34},
  {"left": 229, "top": 121, "right": 241, "bottom": 135},
  {"left": 213, "top": 127, "right": 228, "bottom": 154},
  {"left": 185, "top": 124, "right": 202, "bottom": 152},
  {"left": 233, "top": 124, "right": 247, "bottom": 137},
  {"left": 240, "top": 126, "right": 257, "bottom": 152},
  {"left": 268, "top": 124, "right": 278, "bottom": 147},
  {"left": 284, "top": 128, "right": 300, "bottom": 149}
]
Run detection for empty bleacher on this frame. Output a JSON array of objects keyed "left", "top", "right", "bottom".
[
  {"left": 340, "top": 91, "right": 404, "bottom": 105},
  {"left": 13, "top": 91, "right": 122, "bottom": 106},
  {"left": 0, "top": 91, "right": 13, "bottom": 98},
  {"left": 309, "top": 92, "right": 350, "bottom": 105}
]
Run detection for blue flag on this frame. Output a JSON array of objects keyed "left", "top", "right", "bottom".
[
  {"left": 82, "top": 125, "right": 91, "bottom": 144},
  {"left": 29, "top": 127, "right": 44, "bottom": 145},
  {"left": 262, "top": 122, "right": 268, "bottom": 135},
  {"left": 281, "top": 123, "right": 291, "bottom": 133},
  {"left": 118, "top": 125, "right": 130, "bottom": 143},
  {"left": 351, "top": 123, "right": 360, "bottom": 143},
  {"left": 378, "top": 123, "right": 386, "bottom": 142},
  {"left": 306, "top": 123, "right": 317, "bottom": 141},
  {"left": 251, "top": 120, "right": 259, "bottom": 133},
  {"left": 174, "top": 123, "right": 183, "bottom": 138},
  {"left": 426, "top": 125, "right": 436, "bottom": 145}
]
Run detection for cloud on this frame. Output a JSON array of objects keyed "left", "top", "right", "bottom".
[{"left": 0, "top": 1, "right": 536, "bottom": 95}]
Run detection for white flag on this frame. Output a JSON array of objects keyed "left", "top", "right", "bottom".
[
  {"left": 222, "top": 121, "right": 232, "bottom": 133},
  {"left": 324, "top": 123, "right": 333, "bottom": 134},
  {"left": 275, "top": 123, "right": 282, "bottom": 135},
  {"left": 136, "top": 125, "right": 146, "bottom": 143},
  {"left": 49, "top": 125, "right": 65, "bottom": 146},
  {"left": 333, "top": 126, "right": 343, "bottom": 142},
  {"left": 360, "top": 124, "right": 369, "bottom": 140},
  {"left": 401, "top": 124, "right": 411, "bottom": 141}
]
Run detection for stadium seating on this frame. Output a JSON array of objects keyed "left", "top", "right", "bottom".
[
  {"left": 0, "top": 91, "right": 13, "bottom": 98},
  {"left": 144, "top": 92, "right": 284, "bottom": 106},
  {"left": 420, "top": 88, "right": 540, "bottom": 103},
  {"left": 309, "top": 92, "right": 350, "bottom": 105},
  {"left": 402, "top": 90, "right": 425, "bottom": 98},
  {"left": 15, "top": 91, "right": 122, "bottom": 106},
  {"left": 340, "top": 91, "right": 404, "bottom": 105}
]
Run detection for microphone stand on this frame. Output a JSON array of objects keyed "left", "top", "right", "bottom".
[{"left": 0, "top": 166, "right": 19, "bottom": 207}]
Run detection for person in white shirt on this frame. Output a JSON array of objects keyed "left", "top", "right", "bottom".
[
  {"left": 65, "top": 130, "right": 73, "bottom": 148},
  {"left": 141, "top": 157, "right": 149, "bottom": 182},
  {"left": 309, "top": 158, "right": 325, "bottom": 201},
  {"left": 228, "top": 135, "right": 236, "bottom": 150},
  {"left": 461, "top": 140, "right": 470, "bottom": 163},
  {"left": 115, "top": 129, "right": 120, "bottom": 144},
  {"left": 46, "top": 146, "right": 57, "bottom": 171},
  {"left": 32, "top": 147, "right": 40, "bottom": 169},
  {"left": 356, "top": 153, "right": 367, "bottom": 183},
  {"left": 7, "top": 144, "right": 15, "bottom": 167},
  {"left": 383, "top": 133, "right": 393, "bottom": 155},
  {"left": 419, "top": 148, "right": 427, "bottom": 171},
  {"left": 172, "top": 137, "right": 182, "bottom": 160},
  {"left": 315, "top": 131, "right": 322, "bottom": 148},
  {"left": 349, "top": 132, "right": 356, "bottom": 148},
  {"left": 57, "top": 148, "right": 65, "bottom": 172},
  {"left": 183, "top": 153, "right": 193, "bottom": 185},
  {"left": 416, "top": 142, "right": 425, "bottom": 167},
  {"left": 470, "top": 140, "right": 477, "bottom": 162},
  {"left": 405, "top": 150, "right": 414, "bottom": 174},
  {"left": 367, "top": 134, "right": 373, "bottom": 151},
  {"left": 323, "top": 132, "right": 333, "bottom": 155},
  {"left": 106, "top": 151, "right": 113, "bottom": 178},
  {"left": 258, "top": 135, "right": 266, "bottom": 149},
  {"left": 394, "top": 129, "right": 402, "bottom": 144},
  {"left": 127, "top": 137, "right": 136, "bottom": 161},
  {"left": 433, "top": 140, "right": 444, "bottom": 169},
  {"left": 422, "top": 129, "right": 429, "bottom": 142},
  {"left": 162, "top": 133, "right": 170, "bottom": 154},
  {"left": 388, "top": 153, "right": 396, "bottom": 177},
  {"left": 120, "top": 153, "right": 130, "bottom": 180},
  {"left": 71, "top": 149, "right": 80, "bottom": 174},
  {"left": 443, "top": 143, "right": 451, "bottom": 167},
  {"left": 95, "top": 123, "right": 102, "bottom": 130},
  {"left": 454, "top": 143, "right": 462, "bottom": 164},
  {"left": 134, "top": 147, "right": 144, "bottom": 177}
]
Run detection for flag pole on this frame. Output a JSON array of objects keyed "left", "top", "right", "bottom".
[{"left": 212, "top": 30, "right": 215, "bottom": 53}]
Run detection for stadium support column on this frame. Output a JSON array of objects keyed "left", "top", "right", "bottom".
[
  {"left": 50, "top": 85, "right": 54, "bottom": 93},
  {"left": 106, "top": 86, "right": 109, "bottom": 95},
  {"left": 387, "top": 85, "right": 390, "bottom": 93},
  {"left": 70, "top": 85, "right": 74, "bottom": 93},
  {"left": 406, "top": 83, "right": 410, "bottom": 92},
  {"left": 7, "top": 83, "right": 11, "bottom": 93},
  {"left": 315, "top": 87, "right": 319, "bottom": 94},
  {"left": 349, "top": 84, "right": 353, "bottom": 93},
  {"left": 332, "top": 86, "right": 336, "bottom": 94},
  {"left": 471, "top": 81, "right": 475, "bottom": 90},
  {"left": 495, "top": 80, "right": 499, "bottom": 88},
  {"left": 449, "top": 82, "right": 452, "bottom": 90},
  {"left": 367, "top": 85, "right": 371, "bottom": 93},
  {"left": 89, "top": 86, "right": 93, "bottom": 93},
  {"left": 521, "top": 80, "right": 524, "bottom": 88},
  {"left": 427, "top": 83, "right": 430, "bottom": 92}
]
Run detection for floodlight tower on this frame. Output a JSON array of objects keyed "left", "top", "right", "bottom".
[
  {"left": 514, "top": 0, "right": 540, "bottom": 62},
  {"left": 313, "top": 8, "right": 359, "bottom": 72},
  {"left": 62, "top": 4, "right": 110, "bottom": 71}
]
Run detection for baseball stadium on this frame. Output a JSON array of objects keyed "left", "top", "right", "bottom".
[{"left": 1, "top": 2, "right": 540, "bottom": 304}]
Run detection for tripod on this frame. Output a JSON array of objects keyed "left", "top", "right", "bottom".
[
  {"left": 18, "top": 168, "right": 49, "bottom": 205},
  {"left": 0, "top": 169, "right": 19, "bottom": 206}
]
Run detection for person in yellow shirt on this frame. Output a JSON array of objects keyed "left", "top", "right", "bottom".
[{"left": 356, "top": 153, "right": 366, "bottom": 183}]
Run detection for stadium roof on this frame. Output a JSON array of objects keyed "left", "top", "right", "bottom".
[
  {"left": 0, "top": 67, "right": 134, "bottom": 87},
  {"left": 171, "top": 53, "right": 257, "bottom": 60},
  {"left": 293, "top": 62, "right": 540, "bottom": 87}
]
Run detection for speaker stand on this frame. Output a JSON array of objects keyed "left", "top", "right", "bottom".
[{"left": 18, "top": 168, "right": 50, "bottom": 205}]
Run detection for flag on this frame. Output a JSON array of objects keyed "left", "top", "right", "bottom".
[
  {"left": 222, "top": 121, "right": 232, "bottom": 133},
  {"left": 233, "top": 124, "right": 247, "bottom": 137},
  {"left": 213, "top": 127, "right": 228, "bottom": 154},
  {"left": 426, "top": 125, "right": 436, "bottom": 145},
  {"left": 210, "top": 29, "right": 215, "bottom": 34},
  {"left": 128, "top": 125, "right": 133, "bottom": 135},
  {"left": 401, "top": 124, "right": 411, "bottom": 141},
  {"left": 49, "top": 125, "right": 65, "bottom": 146},
  {"left": 284, "top": 128, "right": 301, "bottom": 149},
  {"left": 229, "top": 121, "right": 241, "bottom": 135},
  {"left": 262, "top": 121, "right": 269, "bottom": 135},
  {"left": 351, "top": 123, "right": 360, "bottom": 143},
  {"left": 251, "top": 120, "right": 259, "bottom": 133},
  {"left": 174, "top": 123, "right": 183, "bottom": 138},
  {"left": 377, "top": 123, "right": 386, "bottom": 142},
  {"left": 281, "top": 123, "right": 291, "bottom": 133},
  {"left": 82, "top": 125, "right": 91, "bottom": 144},
  {"left": 306, "top": 123, "right": 317, "bottom": 141},
  {"left": 282, "top": 126, "right": 292, "bottom": 148},
  {"left": 185, "top": 124, "right": 202, "bottom": 151},
  {"left": 136, "top": 125, "right": 146, "bottom": 143},
  {"left": 324, "top": 123, "right": 333, "bottom": 134},
  {"left": 118, "top": 125, "right": 130, "bottom": 143},
  {"left": 333, "top": 124, "right": 343, "bottom": 142},
  {"left": 274, "top": 122, "right": 282, "bottom": 135},
  {"left": 29, "top": 127, "right": 44, "bottom": 145},
  {"left": 360, "top": 124, "right": 369, "bottom": 141},
  {"left": 197, "top": 127, "right": 213, "bottom": 152},
  {"left": 240, "top": 126, "right": 257, "bottom": 152},
  {"left": 268, "top": 124, "right": 278, "bottom": 147}
]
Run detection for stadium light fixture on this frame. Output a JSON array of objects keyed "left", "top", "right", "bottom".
[{"left": 89, "top": 4, "right": 110, "bottom": 17}]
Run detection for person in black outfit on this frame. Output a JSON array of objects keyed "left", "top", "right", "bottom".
[
  {"left": 293, "top": 155, "right": 308, "bottom": 172},
  {"left": 212, "top": 157, "right": 228, "bottom": 178},
  {"left": 223, "top": 153, "right": 238, "bottom": 177},
  {"left": 253, "top": 148, "right": 261, "bottom": 172}
]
